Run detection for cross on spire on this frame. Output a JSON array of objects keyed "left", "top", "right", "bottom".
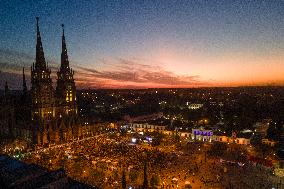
[{"left": 61, "top": 24, "right": 65, "bottom": 36}]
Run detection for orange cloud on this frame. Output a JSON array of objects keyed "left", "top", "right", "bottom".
[
  {"left": 1, "top": 48, "right": 284, "bottom": 89},
  {"left": 74, "top": 58, "right": 207, "bottom": 88}
]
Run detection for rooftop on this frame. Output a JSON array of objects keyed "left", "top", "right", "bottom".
[{"left": 0, "top": 155, "right": 96, "bottom": 189}]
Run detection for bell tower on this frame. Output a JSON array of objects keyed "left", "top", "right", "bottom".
[
  {"left": 31, "top": 17, "right": 55, "bottom": 120},
  {"left": 55, "top": 24, "right": 77, "bottom": 117}
]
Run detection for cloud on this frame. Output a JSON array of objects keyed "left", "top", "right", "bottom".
[
  {"left": 0, "top": 48, "right": 60, "bottom": 72},
  {"left": 74, "top": 58, "right": 207, "bottom": 88},
  {"left": 0, "top": 48, "right": 207, "bottom": 89},
  {"left": 0, "top": 49, "right": 33, "bottom": 72},
  {"left": 0, "top": 71, "right": 29, "bottom": 90}
]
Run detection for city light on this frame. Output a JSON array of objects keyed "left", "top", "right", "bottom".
[{"left": 0, "top": 1, "right": 283, "bottom": 188}]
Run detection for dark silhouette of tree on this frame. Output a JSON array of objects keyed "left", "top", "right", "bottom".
[
  {"left": 121, "top": 169, "right": 126, "bottom": 189},
  {"left": 267, "top": 121, "right": 284, "bottom": 141},
  {"left": 142, "top": 161, "right": 148, "bottom": 189}
]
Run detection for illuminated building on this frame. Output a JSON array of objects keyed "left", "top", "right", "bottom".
[
  {"left": 186, "top": 103, "right": 203, "bottom": 110},
  {"left": 261, "top": 138, "right": 276, "bottom": 146},
  {"left": 31, "top": 17, "right": 55, "bottom": 120},
  {"left": 214, "top": 135, "right": 250, "bottom": 145},
  {"left": 31, "top": 18, "right": 78, "bottom": 146},
  {"left": 192, "top": 127, "right": 213, "bottom": 142},
  {"left": 55, "top": 24, "right": 77, "bottom": 117},
  {"left": 129, "top": 123, "right": 166, "bottom": 133},
  {"left": 0, "top": 18, "right": 103, "bottom": 148}
]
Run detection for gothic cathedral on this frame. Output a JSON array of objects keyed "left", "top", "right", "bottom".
[{"left": 31, "top": 17, "right": 77, "bottom": 146}]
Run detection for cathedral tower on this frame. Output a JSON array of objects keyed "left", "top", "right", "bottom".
[
  {"left": 23, "top": 68, "right": 27, "bottom": 93},
  {"left": 4, "top": 81, "right": 9, "bottom": 98},
  {"left": 55, "top": 24, "right": 77, "bottom": 117},
  {"left": 22, "top": 67, "right": 28, "bottom": 101},
  {"left": 31, "top": 17, "right": 54, "bottom": 120}
]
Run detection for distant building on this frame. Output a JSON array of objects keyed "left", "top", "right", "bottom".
[
  {"left": 253, "top": 119, "right": 270, "bottom": 138},
  {"left": 186, "top": 103, "right": 203, "bottom": 110},
  {"left": 129, "top": 123, "right": 166, "bottom": 133},
  {"left": 214, "top": 135, "right": 250, "bottom": 145},
  {"left": 0, "top": 18, "right": 98, "bottom": 148},
  {"left": 262, "top": 139, "right": 276, "bottom": 147},
  {"left": 30, "top": 18, "right": 78, "bottom": 146},
  {"left": 179, "top": 132, "right": 191, "bottom": 138},
  {"left": 191, "top": 127, "right": 213, "bottom": 142}
]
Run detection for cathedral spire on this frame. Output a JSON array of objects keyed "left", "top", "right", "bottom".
[
  {"left": 23, "top": 67, "right": 27, "bottom": 95},
  {"left": 56, "top": 23, "right": 76, "bottom": 117},
  {"left": 4, "top": 81, "right": 9, "bottom": 97},
  {"left": 35, "top": 17, "right": 46, "bottom": 70},
  {"left": 61, "top": 24, "right": 69, "bottom": 70}
]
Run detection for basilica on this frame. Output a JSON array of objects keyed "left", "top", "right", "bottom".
[
  {"left": 0, "top": 18, "right": 99, "bottom": 148},
  {"left": 30, "top": 17, "right": 78, "bottom": 146}
]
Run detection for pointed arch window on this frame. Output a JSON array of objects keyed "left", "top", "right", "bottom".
[{"left": 70, "top": 92, "right": 72, "bottom": 101}]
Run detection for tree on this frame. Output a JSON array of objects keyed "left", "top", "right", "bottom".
[
  {"left": 121, "top": 169, "right": 126, "bottom": 189},
  {"left": 142, "top": 161, "right": 148, "bottom": 189},
  {"left": 266, "top": 121, "right": 283, "bottom": 141}
]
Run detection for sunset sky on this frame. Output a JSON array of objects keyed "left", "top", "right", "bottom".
[{"left": 1, "top": 0, "right": 284, "bottom": 89}]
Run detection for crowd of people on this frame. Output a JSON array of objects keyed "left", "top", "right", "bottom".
[{"left": 22, "top": 132, "right": 281, "bottom": 188}]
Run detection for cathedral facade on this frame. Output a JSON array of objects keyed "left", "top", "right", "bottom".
[
  {"left": 0, "top": 18, "right": 104, "bottom": 150},
  {"left": 31, "top": 17, "right": 78, "bottom": 146}
]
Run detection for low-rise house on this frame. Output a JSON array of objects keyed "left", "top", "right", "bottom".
[
  {"left": 129, "top": 123, "right": 166, "bottom": 133},
  {"left": 262, "top": 139, "right": 276, "bottom": 146},
  {"left": 191, "top": 127, "right": 214, "bottom": 142}
]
